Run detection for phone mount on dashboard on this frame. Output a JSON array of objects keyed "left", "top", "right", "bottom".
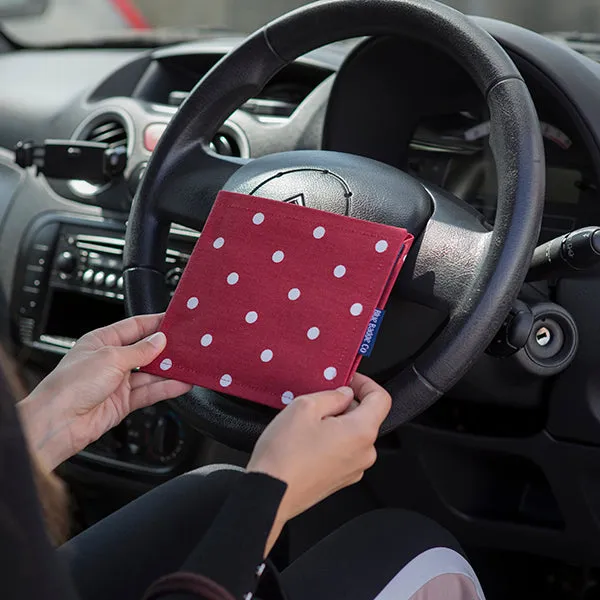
[{"left": 14, "top": 139, "right": 127, "bottom": 182}]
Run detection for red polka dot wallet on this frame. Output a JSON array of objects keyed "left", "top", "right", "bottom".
[{"left": 142, "top": 191, "right": 414, "bottom": 409}]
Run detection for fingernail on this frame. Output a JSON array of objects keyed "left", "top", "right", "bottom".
[
  {"left": 146, "top": 332, "right": 166, "bottom": 349},
  {"left": 337, "top": 386, "right": 354, "bottom": 399}
]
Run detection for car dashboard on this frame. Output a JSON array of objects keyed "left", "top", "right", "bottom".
[
  {"left": 3, "top": 16, "right": 600, "bottom": 564},
  {"left": 409, "top": 111, "right": 597, "bottom": 244}
]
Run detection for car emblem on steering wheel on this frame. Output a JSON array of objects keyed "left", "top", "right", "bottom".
[
  {"left": 283, "top": 193, "right": 306, "bottom": 206},
  {"left": 250, "top": 168, "right": 352, "bottom": 215}
]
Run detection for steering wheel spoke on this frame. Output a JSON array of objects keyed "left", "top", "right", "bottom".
[
  {"left": 399, "top": 185, "right": 491, "bottom": 312},
  {"left": 155, "top": 143, "right": 247, "bottom": 231}
]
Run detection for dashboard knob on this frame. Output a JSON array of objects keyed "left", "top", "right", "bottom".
[
  {"left": 148, "top": 413, "right": 184, "bottom": 463},
  {"left": 56, "top": 251, "right": 77, "bottom": 274},
  {"left": 165, "top": 268, "right": 183, "bottom": 289}
]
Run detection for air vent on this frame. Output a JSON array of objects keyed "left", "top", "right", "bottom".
[
  {"left": 210, "top": 132, "right": 241, "bottom": 157},
  {"left": 85, "top": 119, "right": 128, "bottom": 149},
  {"left": 69, "top": 115, "right": 130, "bottom": 197}
]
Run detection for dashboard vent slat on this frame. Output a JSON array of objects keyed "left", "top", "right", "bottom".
[
  {"left": 86, "top": 119, "right": 128, "bottom": 149},
  {"left": 89, "top": 121, "right": 121, "bottom": 136},
  {"left": 69, "top": 115, "right": 130, "bottom": 194}
]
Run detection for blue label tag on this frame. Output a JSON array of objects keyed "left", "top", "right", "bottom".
[{"left": 358, "top": 309, "right": 385, "bottom": 357}]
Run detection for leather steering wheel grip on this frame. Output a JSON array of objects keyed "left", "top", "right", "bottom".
[{"left": 124, "top": 0, "right": 544, "bottom": 450}]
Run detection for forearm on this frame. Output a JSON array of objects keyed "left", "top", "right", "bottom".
[
  {"left": 144, "top": 472, "right": 288, "bottom": 600},
  {"left": 17, "top": 385, "right": 76, "bottom": 473}
]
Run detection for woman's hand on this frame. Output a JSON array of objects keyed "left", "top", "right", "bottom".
[
  {"left": 247, "top": 373, "right": 391, "bottom": 554},
  {"left": 18, "top": 314, "right": 192, "bottom": 472}
]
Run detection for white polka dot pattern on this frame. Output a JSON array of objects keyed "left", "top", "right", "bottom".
[
  {"left": 313, "top": 226, "right": 326, "bottom": 239},
  {"left": 162, "top": 191, "right": 413, "bottom": 411},
  {"left": 281, "top": 391, "right": 294, "bottom": 405},
  {"left": 260, "top": 349, "right": 273, "bottom": 363},
  {"left": 307, "top": 327, "right": 320, "bottom": 340},
  {"left": 350, "top": 303, "right": 363, "bottom": 316},
  {"left": 333, "top": 265, "right": 346, "bottom": 278},
  {"left": 375, "top": 240, "right": 389, "bottom": 253},
  {"left": 324, "top": 367, "right": 337, "bottom": 381}
]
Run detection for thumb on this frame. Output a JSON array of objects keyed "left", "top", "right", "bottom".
[
  {"left": 117, "top": 331, "right": 167, "bottom": 371},
  {"left": 296, "top": 386, "right": 355, "bottom": 418}
]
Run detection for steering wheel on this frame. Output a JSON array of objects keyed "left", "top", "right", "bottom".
[{"left": 123, "top": 0, "right": 545, "bottom": 451}]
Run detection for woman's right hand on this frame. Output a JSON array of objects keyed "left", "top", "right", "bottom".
[{"left": 247, "top": 373, "right": 391, "bottom": 554}]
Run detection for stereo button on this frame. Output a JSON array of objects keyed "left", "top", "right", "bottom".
[
  {"left": 82, "top": 269, "right": 94, "bottom": 284},
  {"left": 105, "top": 273, "right": 117, "bottom": 288},
  {"left": 117, "top": 276, "right": 124, "bottom": 290},
  {"left": 93, "top": 271, "right": 105, "bottom": 286},
  {"left": 24, "top": 271, "right": 42, "bottom": 288}
]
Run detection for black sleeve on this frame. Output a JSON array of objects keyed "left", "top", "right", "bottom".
[
  {"left": 0, "top": 378, "right": 80, "bottom": 600},
  {"left": 143, "top": 471, "right": 287, "bottom": 600}
]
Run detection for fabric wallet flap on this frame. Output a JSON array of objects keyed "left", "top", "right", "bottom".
[{"left": 142, "top": 191, "right": 414, "bottom": 409}]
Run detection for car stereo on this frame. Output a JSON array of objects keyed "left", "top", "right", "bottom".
[
  {"left": 10, "top": 215, "right": 199, "bottom": 473},
  {"left": 12, "top": 214, "right": 195, "bottom": 355}
]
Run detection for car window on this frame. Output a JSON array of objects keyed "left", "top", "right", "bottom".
[{"left": 1, "top": 1, "right": 599, "bottom": 47}]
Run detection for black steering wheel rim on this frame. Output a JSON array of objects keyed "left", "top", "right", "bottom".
[{"left": 124, "top": 0, "right": 545, "bottom": 451}]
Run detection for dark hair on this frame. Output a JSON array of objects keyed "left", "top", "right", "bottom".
[{"left": 0, "top": 346, "right": 70, "bottom": 545}]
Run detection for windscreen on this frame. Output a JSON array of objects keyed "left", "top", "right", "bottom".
[{"left": 2, "top": 1, "right": 599, "bottom": 47}]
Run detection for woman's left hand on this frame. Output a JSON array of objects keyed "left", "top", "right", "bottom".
[{"left": 18, "top": 314, "right": 192, "bottom": 472}]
